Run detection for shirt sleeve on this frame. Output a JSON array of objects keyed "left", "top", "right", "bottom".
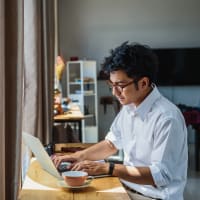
[
  {"left": 105, "top": 111, "right": 123, "bottom": 149},
  {"left": 149, "top": 115, "right": 188, "bottom": 187}
]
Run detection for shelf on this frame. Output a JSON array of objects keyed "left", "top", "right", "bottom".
[
  {"left": 69, "top": 92, "right": 96, "bottom": 96},
  {"left": 84, "top": 93, "right": 96, "bottom": 96},
  {"left": 84, "top": 114, "right": 94, "bottom": 118},
  {"left": 67, "top": 60, "right": 98, "bottom": 143},
  {"left": 75, "top": 90, "right": 94, "bottom": 95},
  {"left": 69, "top": 82, "right": 81, "bottom": 85},
  {"left": 69, "top": 82, "right": 95, "bottom": 85}
]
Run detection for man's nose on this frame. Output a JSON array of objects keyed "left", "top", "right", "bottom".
[{"left": 112, "top": 87, "right": 121, "bottom": 96}]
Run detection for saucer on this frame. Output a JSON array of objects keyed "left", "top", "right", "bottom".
[{"left": 57, "top": 178, "right": 93, "bottom": 189}]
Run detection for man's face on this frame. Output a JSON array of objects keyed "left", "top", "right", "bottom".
[{"left": 109, "top": 70, "right": 150, "bottom": 106}]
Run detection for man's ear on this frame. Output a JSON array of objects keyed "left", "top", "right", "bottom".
[{"left": 140, "top": 77, "right": 149, "bottom": 88}]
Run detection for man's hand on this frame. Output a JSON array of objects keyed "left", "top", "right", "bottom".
[
  {"left": 70, "top": 160, "right": 109, "bottom": 176},
  {"left": 51, "top": 154, "right": 78, "bottom": 168}
]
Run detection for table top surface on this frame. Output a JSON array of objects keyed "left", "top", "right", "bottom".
[
  {"left": 54, "top": 104, "right": 84, "bottom": 121},
  {"left": 54, "top": 143, "right": 95, "bottom": 153},
  {"left": 19, "top": 159, "right": 130, "bottom": 200}
]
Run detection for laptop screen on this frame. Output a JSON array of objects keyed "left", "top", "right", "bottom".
[{"left": 22, "top": 132, "right": 62, "bottom": 180}]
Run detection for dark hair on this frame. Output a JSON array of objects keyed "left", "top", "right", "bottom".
[{"left": 102, "top": 41, "right": 158, "bottom": 84}]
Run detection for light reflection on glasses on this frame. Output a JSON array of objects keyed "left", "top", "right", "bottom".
[{"left": 107, "top": 80, "right": 135, "bottom": 92}]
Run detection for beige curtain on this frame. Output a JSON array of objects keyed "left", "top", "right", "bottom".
[
  {"left": 0, "top": 0, "right": 6, "bottom": 199},
  {"left": 21, "top": 0, "right": 55, "bottom": 184},
  {"left": 0, "top": 0, "right": 24, "bottom": 200},
  {"left": 0, "top": 0, "right": 55, "bottom": 199},
  {"left": 23, "top": 0, "right": 55, "bottom": 143}
]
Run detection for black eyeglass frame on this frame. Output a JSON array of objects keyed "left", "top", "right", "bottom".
[{"left": 107, "top": 80, "right": 135, "bottom": 92}]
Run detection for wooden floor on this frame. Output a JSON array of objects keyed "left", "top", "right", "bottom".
[{"left": 184, "top": 144, "right": 200, "bottom": 199}]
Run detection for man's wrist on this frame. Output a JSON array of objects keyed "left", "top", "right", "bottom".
[
  {"left": 74, "top": 151, "right": 84, "bottom": 161},
  {"left": 108, "top": 162, "right": 115, "bottom": 175}
]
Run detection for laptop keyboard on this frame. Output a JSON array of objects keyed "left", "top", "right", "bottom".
[{"left": 58, "top": 162, "right": 71, "bottom": 172}]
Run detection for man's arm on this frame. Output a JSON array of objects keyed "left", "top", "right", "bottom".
[
  {"left": 77, "top": 139, "right": 118, "bottom": 161},
  {"left": 113, "top": 164, "right": 156, "bottom": 186},
  {"left": 70, "top": 140, "right": 156, "bottom": 186},
  {"left": 52, "top": 140, "right": 118, "bottom": 167},
  {"left": 53, "top": 140, "right": 155, "bottom": 186},
  {"left": 70, "top": 159, "right": 156, "bottom": 186}
]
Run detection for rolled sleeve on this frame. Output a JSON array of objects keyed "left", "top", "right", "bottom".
[
  {"left": 105, "top": 131, "right": 122, "bottom": 149},
  {"left": 150, "top": 163, "right": 172, "bottom": 187},
  {"left": 105, "top": 112, "right": 123, "bottom": 149}
]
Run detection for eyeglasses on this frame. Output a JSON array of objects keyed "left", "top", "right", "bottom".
[{"left": 107, "top": 80, "right": 135, "bottom": 92}]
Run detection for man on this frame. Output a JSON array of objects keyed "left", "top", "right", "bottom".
[{"left": 53, "top": 42, "right": 188, "bottom": 200}]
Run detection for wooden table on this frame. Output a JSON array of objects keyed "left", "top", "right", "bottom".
[
  {"left": 54, "top": 105, "right": 84, "bottom": 142},
  {"left": 18, "top": 159, "right": 131, "bottom": 200},
  {"left": 54, "top": 143, "right": 95, "bottom": 153}
]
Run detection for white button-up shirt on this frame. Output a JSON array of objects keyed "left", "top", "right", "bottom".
[{"left": 105, "top": 86, "right": 188, "bottom": 200}]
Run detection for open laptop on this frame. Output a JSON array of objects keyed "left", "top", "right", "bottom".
[
  {"left": 23, "top": 132, "right": 110, "bottom": 179},
  {"left": 22, "top": 132, "right": 69, "bottom": 180}
]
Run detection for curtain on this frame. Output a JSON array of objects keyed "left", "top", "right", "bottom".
[
  {"left": 0, "top": 0, "right": 6, "bottom": 199},
  {"left": 23, "top": 0, "right": 55, "bottom": 143},
  {"left": 0, "top": 0, "right": 55, "bottom": 199},
  {"left": 22, "top": 0, "right": 55, "bottom": 183},
  {"left": 0, "top": 0, "right": 24, "bottom": 200},
  {"left": 5, "top": 0, "right": 24, "bottom": 199}
]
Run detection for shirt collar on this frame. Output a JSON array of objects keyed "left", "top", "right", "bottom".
[{"left": 125, "top": 85, "right": 161, "bottom": 120}]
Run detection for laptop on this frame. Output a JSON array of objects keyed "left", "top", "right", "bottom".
[
  {"left": 22, "top": 132, "right": 70, "bottom": 180},
  {"left": 23, "top": 132, "right": 110, "bottom": 180}
]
